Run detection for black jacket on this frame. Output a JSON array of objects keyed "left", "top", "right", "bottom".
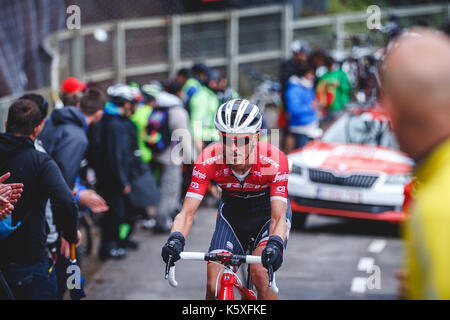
[
  {"left": 0, "top": 133, "right": 78, "bottom": 265},
  {"left": 38, "top": 106, "right": 89, "bottom": 189},
  {"left": 88, "top": 113, "right": 141, "bottom": 195}
]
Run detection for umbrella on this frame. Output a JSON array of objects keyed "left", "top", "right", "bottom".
[{"left": 68, "top": 243, "right": 86, "bottom": 300}]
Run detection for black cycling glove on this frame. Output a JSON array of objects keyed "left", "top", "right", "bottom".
[
  {"left": 261, "top": 235, "right": 284, "bottom": 272},
  {"left": 162, "top": 232, "right": 185, "bottom": 266}
]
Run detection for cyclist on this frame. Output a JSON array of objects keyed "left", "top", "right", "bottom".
[{"left": 162, "top": 98, "right": 292, "bottom": 300}]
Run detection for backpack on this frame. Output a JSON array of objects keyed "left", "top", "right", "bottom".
[{"left": 145, "top": 107, "right": 171, "bottom": 154}]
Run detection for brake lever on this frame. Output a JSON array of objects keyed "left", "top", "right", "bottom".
[
  {"left": 267, "top": 265, "right": 274, "bottom": 287},
  {"left": 164, "top": 241, "right": 176, "bottom": 279},
  {"left": 164, "top": 255, "right": 173, "bottom": 279},
  {"left": 264, "top": 248, "right": 279, "bottom": 294}
]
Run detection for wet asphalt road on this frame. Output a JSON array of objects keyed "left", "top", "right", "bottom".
[{"left": 85, "top": 203, "right": 403, "bottom": 300}]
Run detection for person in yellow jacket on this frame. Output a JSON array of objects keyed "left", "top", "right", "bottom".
[{"left": 380, "top": 28, "right": 450, "bottom": 299}]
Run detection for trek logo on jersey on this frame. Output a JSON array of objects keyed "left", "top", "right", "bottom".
[
  {"left": 218, "top": 182, "right": 270, "bottom": 190},
  {"left": 192, "top": 167, "right": 207, "bottom": 180},
  {"left": 259, "top": 154, "right": 280, "bottom": 168},
  {"left": 273, "top": 172, "right": 288, "bottom": 183},
  {"left": 201, "top": 154, "right": 223, "bottom": 166}
]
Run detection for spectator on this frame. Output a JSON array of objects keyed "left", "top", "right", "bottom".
[
  {"left": 40, "top": 88, "right": 106, "bottom": 189},
  {"left": 148, "top": 83, "right": 191, "bottom": 233},
  {"left": 189, "top": 68, "right": 221, "bottom": 153},
  {"left": 131, "top": 83, "right": 160, "bottom": 165},
  {"left": 60, "top": 77, "right": 87, "bottom": 108},
  {"left": 307, "top": 49, "right": 327, "bottom": 86},
  {"left": 38, "top": 88, "right": 107, "bottom": 299},
  {"left": 89, "top": 84, "right": 149, "bottom": 260},
  {"left": 20, "top": 93, "right": 48, "bottom": 120},
  {"left": 316, "top": 56, "right": 351, "bottom": 126},
  {"left": 176, "top": 68, "right": 191, "bottom": 87},
  {"left": 129, "top": 83, "right": 161, "bottom": 230},
  {"left": 181, "top": 63, "right": 210, "bottom": 112},
  {"left": 208, "top": 69, "right": 239, "bottom": 105},
  {"left": 279, "top": 40, "right": 311, "bottom": 152},
  {"left": 280, "top": 40, "right": 311, "bottom": 107},
  {"left": 18, "top": 93, "right": 61, "bottom": 273},
  {"left": 0, "top": 100, "right": 79, "bottom": 300},
  {"left": 285, "top": 63, "right": 321, "bottom": 150},
  {"left": 380, "top": 28, "right": 450, "bottom": 299}
]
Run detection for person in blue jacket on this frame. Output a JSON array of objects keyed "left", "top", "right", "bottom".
[{"left": 285, "top": 63, "right": 320, "bottom": 149}]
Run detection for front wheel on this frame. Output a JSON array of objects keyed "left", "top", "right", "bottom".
[{"left": 292, "top": 212, "right": 308, "bottom": 230}]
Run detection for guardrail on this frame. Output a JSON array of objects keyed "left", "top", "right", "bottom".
[{"left": 1, "top": 2, "right": 449, "bottom": 132}]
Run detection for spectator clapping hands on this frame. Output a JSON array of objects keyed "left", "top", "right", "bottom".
[{"left": 0, "top": 172, "right": 24, "bottom": 220}]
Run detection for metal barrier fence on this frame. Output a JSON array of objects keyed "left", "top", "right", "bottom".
[{"left": 1, "top": 2, "right": 449, "bottom": 132}]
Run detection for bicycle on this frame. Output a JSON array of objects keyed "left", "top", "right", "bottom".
[{"left": 164, "top": 249, "right": 279, "bottom": 300}]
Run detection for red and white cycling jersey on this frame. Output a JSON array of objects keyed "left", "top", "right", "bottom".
[{"left": 186, "top": 141, "right": 289, "bottom": 204}]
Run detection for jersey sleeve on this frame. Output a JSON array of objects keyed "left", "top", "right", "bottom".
[
  {"left": 185, "top": 147, "right": 216, "bottom": 201},
  {"left": 269, "top": 148, "right": 289, "bottom": 203}
]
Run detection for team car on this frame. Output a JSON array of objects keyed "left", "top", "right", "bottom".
[{"left": 287, "top": 106, "right": 414, "bottom": 228}]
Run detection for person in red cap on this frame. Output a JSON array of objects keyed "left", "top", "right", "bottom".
[{"left": 60, "top": 77, "right": 87, "bottom": 107}]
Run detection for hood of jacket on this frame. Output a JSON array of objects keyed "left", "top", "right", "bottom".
[
  {"left": 288, "top": 75, "right": 314, "bottom": 88},
  {"left": 0, "top": 133, "right": 34, "bottom": 160},
  {"left": 50, "top": 106, "right": 87, "bottom": 129},
  {"left": 156, "top": 91, "right": 183, "bottom": 109}
]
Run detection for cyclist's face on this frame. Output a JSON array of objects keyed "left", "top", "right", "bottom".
[{"left": 221, "top": 133, "right": 258, "bottom": 165}]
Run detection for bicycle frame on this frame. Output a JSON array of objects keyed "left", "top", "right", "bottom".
[
  {"left": 165, "top": 251, "right": 278, "bottom": 300},
  {"left": 217, "top": 262, "right": 256, "bottom": 300}
]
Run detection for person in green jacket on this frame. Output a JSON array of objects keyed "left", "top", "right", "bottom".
[
  {"left": 316, "top": 56, "right": 351, "bottom": 125},
  {"left": 189, "top": 73, "right": 221, "bottom": 153},
  {"left": 130, "top": 83, "right": 161, "bottom": 164},
  {"left": 180, "top": 64, "right": 210, "bottom": 112}
]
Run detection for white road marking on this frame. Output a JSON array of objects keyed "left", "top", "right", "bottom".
[
  {"left": 368, "top": 240, "right": 387, "bottom": 253},
  {"left": 357, "top": 257, "right": 375, "bottom": 272},
  {"left": 350, "top": 277, "right": 367, "bottom": 293}
]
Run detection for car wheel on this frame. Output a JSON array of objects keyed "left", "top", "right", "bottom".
[{"left": 292, "top": 212, "right": 308, "bottom": 230}]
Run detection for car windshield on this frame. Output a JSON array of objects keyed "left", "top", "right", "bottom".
[{"left": 321, "top": 112, "right": 400, "bottom": 149}]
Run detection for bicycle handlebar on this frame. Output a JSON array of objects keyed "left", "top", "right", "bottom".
[{"left": 165, "top": 251, "right": 279, "bottom": 295}]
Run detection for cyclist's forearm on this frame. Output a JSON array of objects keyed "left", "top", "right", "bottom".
[
  {"left": 172, "top": 213, "right": 194, "bottom": 237},
  {"left": 270, "top": 217, "right": 287, "bottom": 240},
  {"left": 269, "top": 200, "right": 287, "bottom": 240},
  {"left": 171, "top": 196, "right": 201, "bottom": 237}
]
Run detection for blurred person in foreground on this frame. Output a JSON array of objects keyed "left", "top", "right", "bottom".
[
  {"left": 0, "top": 100, "right": 80, "bottom": 299},
  {"left": 380, "top": 28, "right": 450, "bottom": 299}
]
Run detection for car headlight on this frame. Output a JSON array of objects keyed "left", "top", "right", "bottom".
[{"left": 385, "top": 174, "right": 411, "bottom": 185}]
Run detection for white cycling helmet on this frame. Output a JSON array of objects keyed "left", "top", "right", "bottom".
[
  {"left": 214, "top": 98, "right": 263, "bottom": 134},
  {"left": 107, "top": 84, "right": 140, "bottom": 102}
]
